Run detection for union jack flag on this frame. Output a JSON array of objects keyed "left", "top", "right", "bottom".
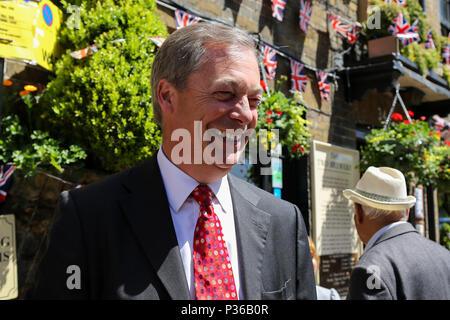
[
  {"left": 263, "top": 44, "right": 278, "bottom": 80},
  {"left": 174, "top": 9, "right": 200, "bottom": 29},
  {"left": 443, "top": 43, "right": 450, "bottom": 65},
  {"left": 0, "top": 164, "right": 16, "bottom": 203},
  {"left": 397, "top": 20, "right": 420, "bottom": 47},
  {"left": 70, "top": 43, "right": 99, "bottom": 59},
  {"left": 150, "top": 36, "right": 166, "bottom": 48},
  {"left": 271, "top": 0, "right": 286, "bottom": 22},
  {"left": 424, "top": 30, "right": 435, "bottom": 50},
  {"left": 316, "top": 70, "right": 330, "bottom": 102},
  {"left": 328, "top": 13, "right": 360, "bottom": 44},
  {"left": 388, "top": 11, "right": 411, "bottom": 36},
  {"left": 290, "top": 59, "right": 308, "bottom": 93},
  {"left": 299, "top": 0, "right": 313, "bottom": 33},
  {"left": 385, "top": 0, "right": 407, "bottom": 7}
]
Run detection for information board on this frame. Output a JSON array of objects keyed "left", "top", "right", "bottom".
[
  {"left": 0, "top": 214, "right": 18, "bottom": 300},
  {"left": 310, "top": 140, "right": 363, "bottom": 295}
]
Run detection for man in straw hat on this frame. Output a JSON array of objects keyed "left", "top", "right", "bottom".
[{"left": 343, "top": 166, "right": 450, "bottom": 300}]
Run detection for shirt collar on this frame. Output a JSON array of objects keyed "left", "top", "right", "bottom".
[
  {"left": 365, "top": 221, "right": 406, "bottom": 252},
  {"left": 157, "top": 147, "right": 232, "bottom": 214}
]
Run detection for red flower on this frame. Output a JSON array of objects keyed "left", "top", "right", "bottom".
[
  {"left": 403, "top": 120, "right": 411, "bottom": 124},
  {"left": 429, "top": 132, "right": 433, "bottom": 136},
  {"left": 275, "top": 110, "right": 283, "bottom": 115},
  {"left": 411, "top": 132, "right": 415, "bottom": 135},
  {"left": 300, "top": 147, "right": 304, "bottom": 153},
  {"left": 420, "top": 116, "right": 426, "bottom": 121},
  {"left": 407, "top": 110, "right": 414, "bottom": 117},
  {"left": 266, "top": 110, "right": 273, "bottom": 115},
  {"left": 292, "top": 144, "right": 300, "bottom": 151},
  {"left": 441, "top": 166, "right": 444, "bottom": 171},
  {"left": 391, "top": 113, "right": 403, "bottom": 121},
  {"left": 436, "top": 130, "right": 441, "bottom": 136},
  {"left": 444, "top": 141, "right": 450, "bottom": 146},
  {"left": 266, "top": 118, "right": 273, "bottom": 124}
]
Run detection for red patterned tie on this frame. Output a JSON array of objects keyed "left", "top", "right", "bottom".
[{"left": 191, "top": 184, "right": 238, "bottom": 300}]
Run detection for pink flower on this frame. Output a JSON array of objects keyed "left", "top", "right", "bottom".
[{"left": 420, "top": 116, "right": 426, "bottom": 121}]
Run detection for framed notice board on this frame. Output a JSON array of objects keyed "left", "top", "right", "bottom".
[{"left": 310, "top": 140, "right": 363, "bottom": 297}]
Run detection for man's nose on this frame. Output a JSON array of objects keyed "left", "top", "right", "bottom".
[{"left": 229, "top": 96, "right": 253, "bottom": 125}]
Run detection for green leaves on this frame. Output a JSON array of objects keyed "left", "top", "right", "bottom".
[
  {"left": 255, "top": 89, "right": 312, "bottom": 159},
  {"left": 40, "top": 0, "right": 168, "bottom": 172},
  {"left": 361, "top": 118, "right": 450, "bottom": 190}
]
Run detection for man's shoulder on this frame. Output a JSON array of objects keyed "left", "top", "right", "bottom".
[{"left": 227, "top": 174, "right": 297, "bottom": 213}]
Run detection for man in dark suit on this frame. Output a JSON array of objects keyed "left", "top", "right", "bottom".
[
  {"left": 343, "top": 166, "right": 450, "bottom": 300},
  {"left": 27, "top": 22, "right": 316, "bottom": 300}
]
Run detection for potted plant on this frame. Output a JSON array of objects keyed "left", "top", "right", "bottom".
[{"left": 362, "top": 0, "right": 446, "bottom": 82}]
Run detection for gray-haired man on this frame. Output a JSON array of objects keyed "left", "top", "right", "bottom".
[
  {"left": 28, "top": 22, "right": 316, "bottom": 300},
  {"left": 343, "top": 166, "right": 450, "bottom": 300}
]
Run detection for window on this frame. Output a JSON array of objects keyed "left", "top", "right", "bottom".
[{"left": 441, "top": 0, "right": 450, "bottom": 30}]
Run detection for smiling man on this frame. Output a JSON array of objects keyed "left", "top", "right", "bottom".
[{"left": 27, "top": 22, "right": 316, "bottom": 300}]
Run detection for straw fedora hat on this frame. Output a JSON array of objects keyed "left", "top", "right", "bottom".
[{"left": 343, "top": 166, "right": 416, "bottom": 211}]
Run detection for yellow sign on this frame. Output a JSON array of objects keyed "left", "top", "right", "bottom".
[
  {"left": 0, "top": 214, "right": 18, "bottom": 300},
  {"left": 0, "top": 0, "right": 63, "bottom": 71}
]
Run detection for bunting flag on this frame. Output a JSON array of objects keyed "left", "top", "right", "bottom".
[
  {"left": 299, "top": 0, "right": 313, "bottom": 33},
  {"left": 328, "top": 13, "right": 360, "bottom": 44},
  {"left": 397, "top": 20, "right": 420, "bottom": 47},
  {"left": 271, "top": 0, "right": 286, "bottom": 22},
  {"left": 263, "top": 44, "right": 278, "bottom": 80},
  {"left": 174, "top": 9, "right": 200, "bottom": 29},
  {"left": 443, "top": 43, "right": 450, "bottom": 65},
  {"left": 385, "top": 0, "right": 407, "bottom": 7},
  {"left": 316, "top": 70, "right": 330, "bottom": 101},
  {"left": 388, "top": 11, "right": 411, "bottom": 36},
  {"left": 424, "top": 30, "right": 435, "bottom": 50},
  {"left": 150, "top": 36, "right": 166, "bottom": 48},
  {"left": 0, "top": 164, "right": 16, "bottom": 203},
  {"left": 290, "top": 58, "right": 308, "bottom": 93},
  {"left": 70, "top": 43, "right": 99, "bottom": 59}
]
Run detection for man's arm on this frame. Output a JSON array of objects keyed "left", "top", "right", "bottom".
[
  {"left": 26, "top": 191, "right": 90, "bottom": 299},
  {"left": 294, "top": 205, "right": 317, "bottom": 300}
]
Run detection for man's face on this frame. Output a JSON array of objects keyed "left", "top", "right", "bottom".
[{"left": 163, "top": 45, "right": 262, "bottom": 182}]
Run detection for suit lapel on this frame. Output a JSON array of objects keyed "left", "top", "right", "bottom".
[
  {"left": 119, "top": 156, "right": 190, "bottom": 300},
  {"left": 228, "top": 175, "right": 271, "bottom": 300}
]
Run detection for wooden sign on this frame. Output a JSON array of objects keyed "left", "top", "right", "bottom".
[{"left": 0, "top": 214, "right": 18, "bottom": 300}]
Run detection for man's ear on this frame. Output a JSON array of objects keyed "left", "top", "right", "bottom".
[
  {"left": 157, "top": 79, "right": 177, "bottom": 115},
  {"left": 355, "top": 203, "right": 364, "bottom": 225}
]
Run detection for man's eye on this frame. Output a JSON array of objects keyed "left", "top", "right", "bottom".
[
  {"left": 214, "top": 91, "right": 234, "bottom": 100},
  {"left": 250, "top": 98, "right": 262, "bottom": 107}
]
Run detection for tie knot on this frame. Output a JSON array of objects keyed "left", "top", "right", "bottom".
[{"left": 191, "top": 184, "right": 214, "bottom": 207}]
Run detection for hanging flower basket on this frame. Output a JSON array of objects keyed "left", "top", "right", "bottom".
[{"left": 360, "top": 112, "right": 450, "bottom": 190}]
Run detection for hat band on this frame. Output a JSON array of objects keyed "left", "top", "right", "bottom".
[{"left": 355, "top": 189, "right": 409, "bottom": 203}]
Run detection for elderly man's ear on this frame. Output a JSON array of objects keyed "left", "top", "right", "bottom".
[
  {"left": 157, "top": 79, "right": 177, "bottom": 115},
  {"left": 354, "top": 203, "right": 364, "bottom": 225}
]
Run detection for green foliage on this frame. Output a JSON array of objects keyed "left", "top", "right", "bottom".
[
  {"left": 40, "top": 0, "right": 168, "bottom": 172},
  {"left": 363, "top": 0, "right": 446, "bottom": 82},
  {"left": 360, "top": 114, "right": 450, "bottom": 190},
  {"left": 0, "top": 114, "right": 86, "bottom": 177},
  {"left": 440, "top": 223, "right": 450, "bottom": 250},
  {"left": 255, "top": 77, "right": 312, "bottom": 159}
]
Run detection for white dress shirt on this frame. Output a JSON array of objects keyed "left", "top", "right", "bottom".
[
  {"left": 157, "top": 147, "right": 243, "bottom": 299},
  {"left": 364, "top": 221, "right": 406, "bottom": 252}
]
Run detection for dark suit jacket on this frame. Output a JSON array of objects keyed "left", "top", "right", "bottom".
[
  {"left": 347, "top": 223, "right": 450, "bottom": 300},
  {"left": 27, "top": 156, "right": 316, "bottom": 300}
]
